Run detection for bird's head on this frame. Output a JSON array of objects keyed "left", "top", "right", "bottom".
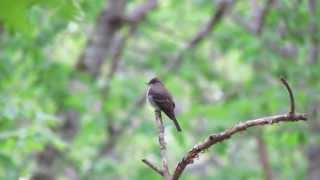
[{"left": 147, "top": 77, "right": 162, "bottom": 85}]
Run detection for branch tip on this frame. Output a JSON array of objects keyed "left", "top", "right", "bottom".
[
  {"left": 279, "top": 77, "right": 295, "bottom": 115},
  {"left": 142, "top": 159, "right": 164, "bottom": 176}
]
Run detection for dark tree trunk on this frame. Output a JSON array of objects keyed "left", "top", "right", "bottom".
[{"left": 76, "top": 0, "right": 126, "bottom": 77}]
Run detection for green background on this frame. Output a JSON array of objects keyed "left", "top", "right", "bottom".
[{"left": 0, "top": 0, "right": 319, "bottom": 179}]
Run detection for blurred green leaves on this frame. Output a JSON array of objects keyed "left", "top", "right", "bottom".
[
  {"left": 0, "top": 0, "right": 317, "bottom": 179},
  {"left": 0, "top": 0, "right": 79, "bottom": 35}
]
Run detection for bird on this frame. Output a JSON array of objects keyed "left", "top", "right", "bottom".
[{"left": 146, "top": 77, "right": 182, "bottom": 132}]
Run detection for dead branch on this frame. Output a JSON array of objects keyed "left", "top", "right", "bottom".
[
  {"left": 172, "top": 112, "right": 306, "bottom": 179},
  {"left": 155, "top": 110, "right": 171, "bottom": 180},
  {"left": 280, "top": 77, "right": 295, "bottom": 115},
  {"left": 141, "top": 78, "right": 307, "bottom": 179},
  {"left": 171, "top": 78, "right": 306, "bottom": 180},
  {"left": 143, "top": 111, "right": 171, "bottom": 179},
  {"left": 142, "top": 78, "right": 307, "bottom": 179},
  {"left": 142, "top": 159, "right": 164, "bottom": 176}
]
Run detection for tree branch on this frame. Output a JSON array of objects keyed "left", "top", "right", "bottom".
[
  {"left": 166, "top": 0, "right": 234, "bottom": 72},
  {"left": 155, "top": 110, "right": 171, "bottom": 180},
  {"left": 251, "top": 0, "right": 275, "bottom": 35},
  {"left": 142, "top": 78, "right": 307, "bottom": 179},
  {"left": 125, "top": 0, "right": 157, "bottom": 23},
  {"left": 172, "top": 113, "right": 306, "bottom": 179},
  {"left": 280, "top": 77, "right": 295, "bottom": 115},
  {"left": 142, "top": 159, "right": 164, "bottom": 176},
  {"left": 171, "top": 78, "right": 307, "bottom": 180},
  {"left": 76, "top": 0, "right": 126, "bottom": 77}
]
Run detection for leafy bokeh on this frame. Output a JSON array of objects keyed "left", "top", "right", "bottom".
[{"left": 0, "top": 0, "right": 319, "bottom": 179}]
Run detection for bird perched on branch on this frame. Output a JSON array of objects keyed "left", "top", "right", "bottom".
[{"left": 146, "top": 77, "right": 182, "bottom": 132}]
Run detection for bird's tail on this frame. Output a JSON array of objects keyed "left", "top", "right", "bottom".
[
  {"left": 163, "top": 110, "right": 182, "bottom": 132},
  {"left": 172, "top": 118, "right": 182, "bottom": 132}
]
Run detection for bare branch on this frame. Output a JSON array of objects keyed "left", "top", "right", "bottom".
[
  {"left": 167, "top": 0, "right": 234, "bottom": 72},
  {"left": 172, "top": 113, "right": 306, "bottom": 180},
  {"left": 230, "top": 0, "right": 274, "bottom": 35},
  {"left": 280, "top": 77, "right": 295, "bottom": 115},
  {"left": 171, "top": 78, "right": 307, "bottom": 180},
  {"left": 142, "top": 159, "right": 164, "bottom": 176},
  {"left": 126, "top": 0, "right": 157, "bottom": 23},
  {"left": 155, "top": 110, "right": 171, "bottom": 180},
  {"left": 251, "top": 0, "right": 275, "bottom": 35}
]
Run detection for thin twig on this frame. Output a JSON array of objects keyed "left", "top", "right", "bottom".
[
  {"left": 142, "top": 159, "right": 164, "bottom": 176},
  {"left": 155, "top": 110, "right": 171, "bottom": 180},
  {"left": 280, "top": 77, "right": 295, "bottom": 115}
]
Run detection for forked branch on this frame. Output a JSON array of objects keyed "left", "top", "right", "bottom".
[
  {"left": 143, "top": 78, "right": 307, "bottom": 180},
  {"left": 143, "top": 110, "right": 171, "bottom": 179},
  {"left": 171, "top": 78, "right": 306, "bottom": 180}
]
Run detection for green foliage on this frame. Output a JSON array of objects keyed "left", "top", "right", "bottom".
[
  {"left": 0, "top": 0, "right": 318, "bottom": 179},
  {"left": 0, "top": 0, "right": 79, "bottom": 35}
]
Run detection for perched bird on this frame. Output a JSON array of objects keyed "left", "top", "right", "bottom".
[{"left": 146, "top": 77, "right": 182, "bottom": 132}]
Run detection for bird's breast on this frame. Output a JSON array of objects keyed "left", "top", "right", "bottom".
[{"left": 146, "top": 86, "right": 160, "bottom": 110}]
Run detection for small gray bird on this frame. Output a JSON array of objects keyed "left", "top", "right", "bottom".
[{"left": 146, "top": 77, "right": 182, "bottom": 132}]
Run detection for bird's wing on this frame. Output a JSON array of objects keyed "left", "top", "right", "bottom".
[
  {"left": 151, "top": 93, "right": 173, "bottom": 106},
  {"left": 151, "top": 92, "right": 175, "bottom": 119}
]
